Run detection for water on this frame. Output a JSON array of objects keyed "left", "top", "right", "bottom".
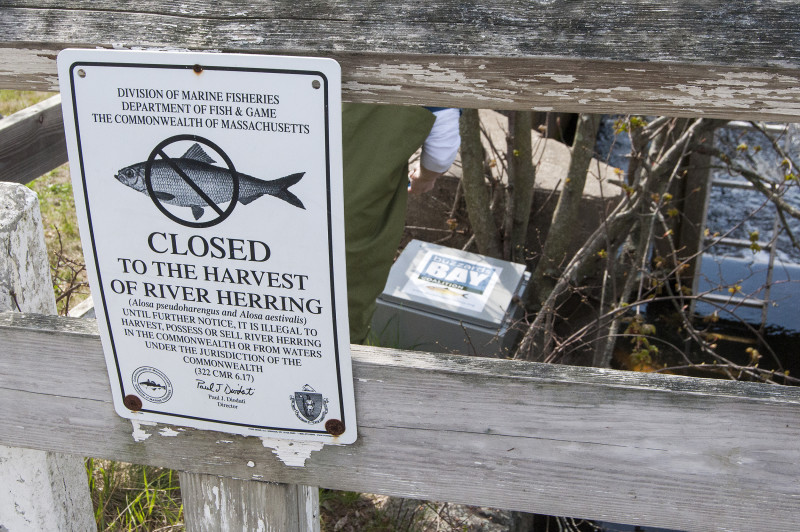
[
  {"left": 594, "top": 115, "right": 633, "bottom": 171},
  {"left": 595, "top": 116, "right": 800, "bottom": 335},
  {"left": 708, "top": 124, "right": 800, "bottom": 263},
  {"left": 594, "top": 118, "right": 800, "bottom": 264},
  {"left": 694, "top": 256, "right": 800, "bottom": 331}
]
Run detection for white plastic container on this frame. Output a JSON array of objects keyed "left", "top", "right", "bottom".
[{"left": 371, "top": 240, "right": 529, "bottom": 356}]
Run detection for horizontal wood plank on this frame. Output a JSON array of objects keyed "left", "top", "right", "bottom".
[
  {"left": 1, "top": 312, "right": 799, "bottom": 532},
  {"left": 0, "top": 95, "right": 67, "bottom": 184},
  {"left": 3, "top": 1, "right": 798, "bottom": 66},
  {"left": 1, "top": 2, "right": 800, "bottom": 120}
]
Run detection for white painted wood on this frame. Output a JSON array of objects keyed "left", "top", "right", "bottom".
[
  {"left": 179, "top": 473, "right": 319, "bottom": 532},
  {"left": 0, "top": 183, "right": 56, "bottom": 315},
  {"left": 1, "top": 312, "right": 799, "bottom": 532},
  {"left": 66, "top": 293, "right": 94, "bottom": 318},
  {"left": 0, "top": 447, "right": 95, "bottom": 532},
  {"left": 0, "top": 95, "right": 67, "bottom": 185},
  {"left": 0, "top": 185, "right": 95, "bottom": 531},
  {"left": 1, "top": 2, "right": 800, "bottom": 120}
]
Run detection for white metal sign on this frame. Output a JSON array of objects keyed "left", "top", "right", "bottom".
[{"left": 58, "top": 49, "right": 355, "bottom": 443}]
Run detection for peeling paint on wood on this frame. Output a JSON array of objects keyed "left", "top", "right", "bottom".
[
  {"left": 258, "top": 437, "right": 326, "bottom": 468},
  {"left": 0, "top": 184, "right": 56, "bottom": 315},
  {"left": 179, "top": 472, "right": 320, "bottom": 531},
  {"left": 1, "top": 3, "right": 800, "bottom": 120},
  {"left": 159, "top": 427, "right": 179, "bottom": 437},
  {"left": 131, "top": 420, "right": 157, "bottom": 442},
  {"left": 0, "top": 447, "right": 96, "bottom": 532}
]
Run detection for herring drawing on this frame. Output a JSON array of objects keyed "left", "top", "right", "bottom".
[
  {"left": 115, "top": 142, "right": 305, "bottom": 220},
  {"left": 138, "top": 379, "right": 166, "bottom": 391}
]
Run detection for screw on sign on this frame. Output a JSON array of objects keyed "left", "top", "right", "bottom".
[
  {"left": 325, "top": 419, "right": 345, "bottom": 436},
  {"left": 113, "top": 134, "right": 306, "bottom": 228},
  {"left": 123, "top": 395, "right": 143, "bottom": 411}
]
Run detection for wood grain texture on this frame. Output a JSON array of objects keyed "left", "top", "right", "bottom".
[
  {"left": 1, "top": 2, "right": 800, "bottom": 120},
  {"left": 1, "top": 312, "right": 799, "bottom": 532},
  {"left": 0, "top": 95, "right": 67, "bottom": 184},
  {"left": 179, "top": 473, "right": 319, "bottom": 532},
  {"left": 2, "top": 1, "right": 798, "bottom": 65}
]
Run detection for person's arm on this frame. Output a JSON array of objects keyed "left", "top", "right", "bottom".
[
  {"left": 409, "top": 108, "right": 460, "bottom": 194},
  {"left": 408, "top": 165, "right": 444, "bottom": 194}
]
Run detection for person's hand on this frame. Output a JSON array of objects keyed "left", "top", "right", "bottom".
[{"left": 408, "top": 165, "right": 443, "bottom": 195}]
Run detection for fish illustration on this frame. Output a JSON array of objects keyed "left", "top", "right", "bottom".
[
  {"left": 139, "top": 379, "right": 166, "bottom": 391},
  {"left": 115, "top": 143, "right": 305, "bottom": 219}
]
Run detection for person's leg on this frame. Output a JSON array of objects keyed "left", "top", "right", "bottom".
[{"left": 342, "top": 104, "right": 435, "bottom": 343}]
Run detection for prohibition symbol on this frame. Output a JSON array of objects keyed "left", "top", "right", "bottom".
[{"left": 145, "top": 134, "right": 239, "bottom": 228}]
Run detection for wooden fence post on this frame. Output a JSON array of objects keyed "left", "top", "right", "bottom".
[
  {"left": 0, "top": 182, "right": 95, "bottom": 531},
  {"left": 179, "top": 473, "right": 319, "bottom": 532}
]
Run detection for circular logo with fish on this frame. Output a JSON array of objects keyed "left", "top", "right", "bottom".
[
  {"left": 114, "top": 134, "right": 306, "bottom": 228},
  {"left": 131, "top": 366, "right": 173, "bottom": 404}
]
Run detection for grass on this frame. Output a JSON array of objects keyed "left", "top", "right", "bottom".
[
  {"left": 0, "top": 90, "right": 53, "bottom": 117},
  {"left": 86, "top": 459, "right": 184, "bottom": 531}
]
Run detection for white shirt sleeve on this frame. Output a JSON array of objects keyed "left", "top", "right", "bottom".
[{"left": 420, "top": 108, "right": 461, "bottom": 174}]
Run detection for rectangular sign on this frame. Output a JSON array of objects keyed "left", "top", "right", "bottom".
[
  {"left": 58, "top": 49, "right": 355, "bottom": 443},
  {"left": 401, "top": 250, "right": 501, "bottom": 313}
]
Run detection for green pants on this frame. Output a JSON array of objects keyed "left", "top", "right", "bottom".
[{"left": 342, "top": 104, "right": 435, "bottom": 344}]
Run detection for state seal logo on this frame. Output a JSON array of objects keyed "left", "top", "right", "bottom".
[
  {"left": 132, "top": 366, "right": 173, "bottom": 404},
  {"left": 290, "top": 384, "right": 329, "bottom": 424}
]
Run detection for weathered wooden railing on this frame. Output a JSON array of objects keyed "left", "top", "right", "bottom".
[
  {"left": 2, "top": 2, "right": 800, "bottom": 531},
  {"left": 3, "top": 311, "right": 800, "bottom": 531},
  {"left": 2, "top": 2, "right": 800, "bottom": 121}
]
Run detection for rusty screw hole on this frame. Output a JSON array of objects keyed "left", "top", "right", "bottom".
[
  {"left": 77, "top": 69, "right": 86, "bottom": 78},
  {"left": 193, "top": 64, "right": 203, "bottom": 74},
  {"left": 123, "top": 394, "right": 143, "bottom": 411},
  {"left": 325, "top": 419, "right": 345, "bottom": 436},
  {"left": 312, "top": 80, "right": 321, "bottom": 89}
]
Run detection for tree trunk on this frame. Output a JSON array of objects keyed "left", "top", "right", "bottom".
[
  {"left": 528, "top": 113, "right": 601, "bottom": 309},
  {"left": 507, "top": 111, "right": 535, "bottom": 263},
  {"left": 460, "top": 108, "right": 502, "bottom": 258}
]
